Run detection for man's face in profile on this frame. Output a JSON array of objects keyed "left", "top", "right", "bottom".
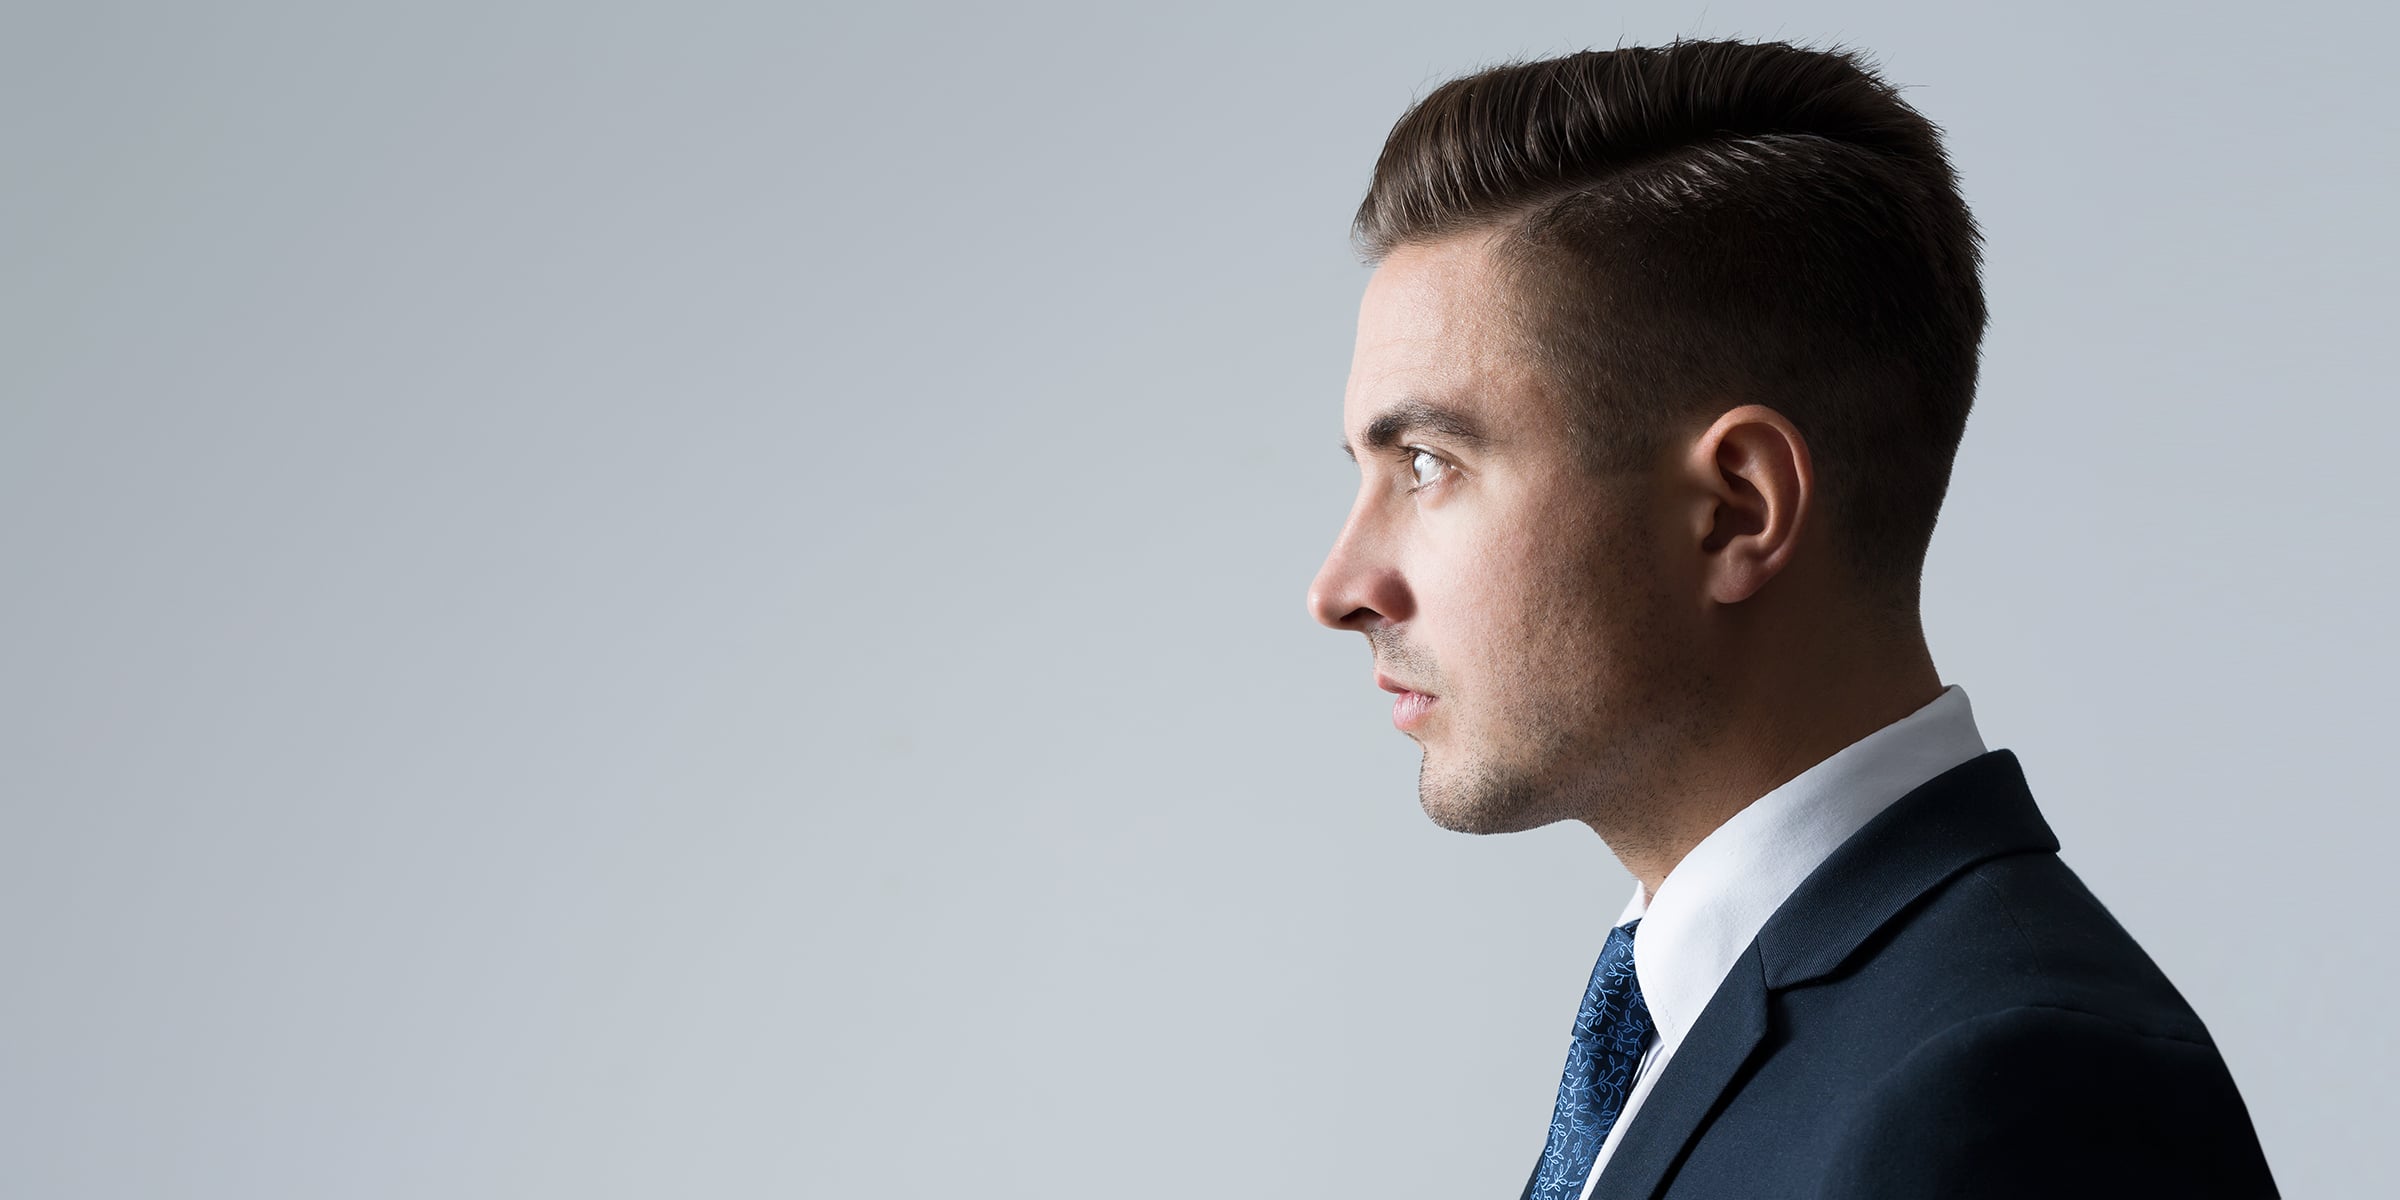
[{"left": 1310, "top": 231, "right": 1707, "bottom": 837}]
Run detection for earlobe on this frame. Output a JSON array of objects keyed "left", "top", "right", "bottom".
[{"left": 1693, "top": 405, "right": 1811, "bottom": 605}]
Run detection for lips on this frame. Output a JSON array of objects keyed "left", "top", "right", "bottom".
[{"left": 1376, "top": 673, "right": 1437, "bottom": 731}]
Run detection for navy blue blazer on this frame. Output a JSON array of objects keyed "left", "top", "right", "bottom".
[{"left": 1521, "top": 749, "right": 2279, "bottom": 1199}]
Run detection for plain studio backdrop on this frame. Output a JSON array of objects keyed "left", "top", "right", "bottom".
[{"left": 3, "top": 1, "right": 2391, "bottom": 1196}]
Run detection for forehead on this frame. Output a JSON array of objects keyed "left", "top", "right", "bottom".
[{"left": 1344, "top": 232, "right": 1546, "bottom": 436}]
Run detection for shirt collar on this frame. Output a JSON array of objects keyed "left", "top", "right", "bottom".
[{"left": 1612, "top": 683, "right": 1989, "bottom": 1051}]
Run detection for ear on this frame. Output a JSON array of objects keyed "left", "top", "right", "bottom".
[{"left": 1682, "top": 404, "right": 1814, "bottom": 605}]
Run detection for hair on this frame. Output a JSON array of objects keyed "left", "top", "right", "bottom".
[{"left": 1353, "top": 37, "right": 1987, "bottom": 614}]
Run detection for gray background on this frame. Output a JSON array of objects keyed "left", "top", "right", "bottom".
[{"left": 4, "top": 0, "right": 2391, "bottom": 1196}]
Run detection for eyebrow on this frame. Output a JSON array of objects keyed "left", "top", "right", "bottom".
[{"left": 1339, "top": 399, "right": 1492, "bottom": 462}]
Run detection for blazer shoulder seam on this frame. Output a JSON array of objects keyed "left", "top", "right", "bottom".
[
  {"left": 1965, "top": 867, "right": 2041, "bottom": 963},
  {"left": 1938, "top": 1001, "right": 2219, "bottom": 1053}
]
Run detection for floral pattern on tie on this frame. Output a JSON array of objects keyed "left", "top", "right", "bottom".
[{"left": 1529, "top": 918, "right": 1652, "bottom": 1200}]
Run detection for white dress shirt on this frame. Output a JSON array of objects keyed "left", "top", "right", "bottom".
[{"left": 1575, "top": 683, "right": 1989, "bottom": 1200}]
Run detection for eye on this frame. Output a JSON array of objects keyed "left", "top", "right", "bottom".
[{"left": 1406, "top": 447, "right": 1450, "bottom": 491}]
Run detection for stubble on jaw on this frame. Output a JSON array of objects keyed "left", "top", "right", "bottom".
[{"left": 1408, "top": 489, "right": 1719, "bottom": 844}]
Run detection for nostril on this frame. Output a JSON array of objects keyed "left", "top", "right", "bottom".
[
  {"left": 1307, "top": 589, "right": 1343, "bottom": 629},
  {"left": 1307, "top": 575, "right": 1349, "bottom": 629}
]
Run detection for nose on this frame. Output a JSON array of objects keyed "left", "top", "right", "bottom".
[{"left": 1307, "top": 509, "right": 1413, "bottom": 632}]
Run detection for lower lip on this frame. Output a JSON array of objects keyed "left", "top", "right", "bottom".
[{"left": 1392, "top": 691, "right": 1435, "bottom": 731}]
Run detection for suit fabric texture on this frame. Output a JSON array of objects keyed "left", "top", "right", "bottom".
[{"left": 1520, "top": 748, "right": 2279, "bottom": 1200}]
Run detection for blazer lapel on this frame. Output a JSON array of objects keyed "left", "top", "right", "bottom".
[
  {"left": 1587, "top": 749, "right": 2060, "bottom": 1200},
  {"left": 1585, "top": 946, "right": 1771, "bottom": 1200}
]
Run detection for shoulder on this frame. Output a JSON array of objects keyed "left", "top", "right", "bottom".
[
  {"left": 1810, "top": 997, "right": 2279, "bottom": 1198},
  {"left": 1853, "top": 849, "right": 2216, "bottom": 1041},
  {"left": 1774, "top": 851, "right": 2280, "bottom": 1196}
]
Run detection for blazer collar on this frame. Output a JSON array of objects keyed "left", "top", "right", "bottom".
[
  {"left": 1591, "top": 748, "right": 2059, "bottom": 1200},
  {"left": 1620, "top": 684, "right": 1989, "bottom": 1052}
]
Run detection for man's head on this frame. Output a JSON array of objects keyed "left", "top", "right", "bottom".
[{"left": 1308, "top": 39, "right": 1986, "bottom": 844}]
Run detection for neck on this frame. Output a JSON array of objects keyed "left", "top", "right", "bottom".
[{"left": 1591, "top": 621, "right": 1945, "bottom": 899}]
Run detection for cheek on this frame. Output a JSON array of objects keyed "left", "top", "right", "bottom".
[
  {"left": 1444, "top": 517, "right": 1638, "bottom": 673},
  {"left": 1400, "top": 471, "right": 1648, "bottom": 668},
  {"left": 1417, "top": 529, "right": 1587, "bottom": 664}
]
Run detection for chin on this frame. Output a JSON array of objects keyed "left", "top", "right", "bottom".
[{"left": 1416, "top": 756, "right": 1564, "bottom": 835}]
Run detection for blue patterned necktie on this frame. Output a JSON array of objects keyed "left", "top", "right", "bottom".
[{"left": 1528, "top": 917, "right": 1653, "bottom": 1200}]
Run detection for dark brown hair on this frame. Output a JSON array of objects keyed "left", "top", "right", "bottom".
[{"left": 1354, "top": 37, "right": 1987, "bottom": 611}]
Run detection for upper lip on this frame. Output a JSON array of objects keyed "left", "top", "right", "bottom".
[{"left": 1375, "top": 673, "right": 1432, "bottom": 696}]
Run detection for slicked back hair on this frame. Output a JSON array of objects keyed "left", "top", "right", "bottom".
[{"left": 1353, "top": 38, "right": 1987, "bottom": 614}]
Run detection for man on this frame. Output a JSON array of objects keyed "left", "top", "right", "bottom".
[{"left": 1306, "top": 38, "right": 2278, "bottom": 1200}]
